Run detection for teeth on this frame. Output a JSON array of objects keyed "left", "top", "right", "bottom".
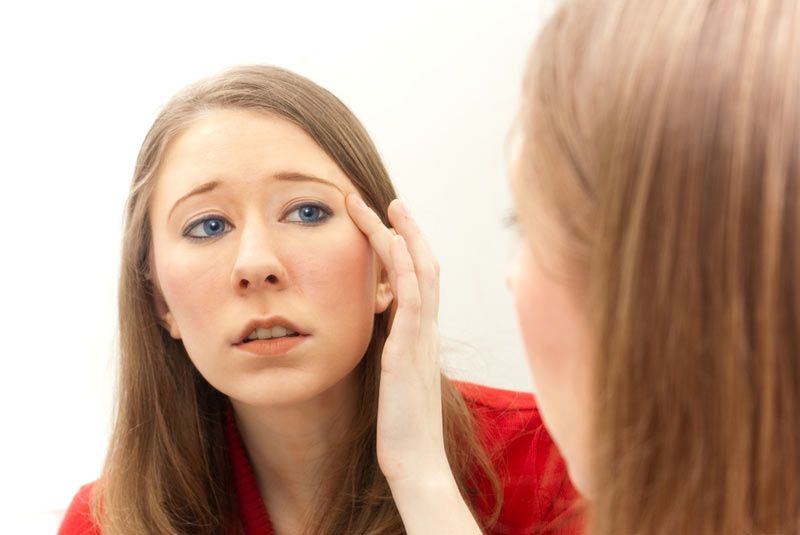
[
  {"left": 246, "top": 326, "right": 299, "bottom": 341},
  {"left": 256, "top": 327, "right": 271, "bottom": 339},
  {"left": 272, "top": 326, "right": 287, "bottom": 338}
]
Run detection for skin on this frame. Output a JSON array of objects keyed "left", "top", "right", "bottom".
[
  {"left": 507, "top": 164, "right": 594, "bottom": 497},
  {"left": 150, "top": 108, "right": 392, "bottom": 409},
  {"left": 149, "top": 109, "right": 393, "bottom": 531},
  {"left": 346, "top": 196, "right": 482, "bottom": 534},
  {"left": 148, "top": 108, "right": 481, "bottom": 533}
]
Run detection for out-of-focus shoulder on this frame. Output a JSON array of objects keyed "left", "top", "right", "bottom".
[
  {"left": 454, "top": 380, "right": 556, "bottom": 482},
  {"left": 454, "top": 380, "right": 538, "bottom": 411},
  {"left": 454, "top": 380, "right": 586, "bottom": 534},
  {"left": 454, "top": 380, "right": 545, "bottom": 442},
  {"left": 58, "top": 482, "right": 101, "bottom": 535}
]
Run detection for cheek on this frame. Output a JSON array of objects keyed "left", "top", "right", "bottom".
[
  {"left": 514, "top": 249, "right": 595, "bottom": 496},
  {"left": 281, "top": 222, "right": 378, "bottom": 368},
  {"left": 283, "top": 223, "right": 376, "bottom": 314},
  {"left": 511, "top": 247, "right": 575, "bottom": 384},
  {"left": 153, "top": 239, "right": 230, "bottom": 332}
]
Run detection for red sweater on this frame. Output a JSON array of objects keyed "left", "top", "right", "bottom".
[{"left": 59, "top": 382, "right": 584, "bottom": 534}]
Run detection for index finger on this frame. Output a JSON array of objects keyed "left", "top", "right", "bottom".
[{"left": 345, "top": 193, "right": 396, "bottom": 271}]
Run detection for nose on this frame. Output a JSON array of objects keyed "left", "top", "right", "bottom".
[{"left": 231, "top": 226, "right": 289, "bottom": 294}]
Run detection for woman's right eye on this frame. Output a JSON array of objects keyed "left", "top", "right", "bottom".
[{"left": 184, "top": 217, "right": 232, "bottom": 240}]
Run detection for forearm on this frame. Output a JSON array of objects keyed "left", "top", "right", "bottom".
[{"left": 389, "top": 472, "right": 483, "bottom": 535}]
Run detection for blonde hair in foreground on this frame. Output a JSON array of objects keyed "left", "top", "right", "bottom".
[
  {"left": 518, "top": 0, "right": 800, "bottom": 533},
  {"left": 96, "top": 65, "right": 500, "bottom": 534}
]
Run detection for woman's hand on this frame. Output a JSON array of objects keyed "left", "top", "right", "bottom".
[{"left": 346, "top": 195, "right": 482, "bottom": 535}]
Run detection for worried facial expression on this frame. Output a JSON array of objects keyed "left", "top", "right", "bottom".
[{"left": 149, "top": 108, "right": 393, "bottom": 407}]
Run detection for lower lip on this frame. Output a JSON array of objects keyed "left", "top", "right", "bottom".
[{"left": 234, "top": 335, "right": 308, "bottom": 357}]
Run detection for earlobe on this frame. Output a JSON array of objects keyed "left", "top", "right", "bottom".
[
  {"left": 161, "top": 311, "right": 182, "bottom": 340},
  {"left": 375, "top": 280, "right": 394, "bottom": 314},
  {"left": 153, "top": 290, "right": 182, "bottom": 340},
  {"left": 374, "top": 264, "right": 394, "bottom": 314}
]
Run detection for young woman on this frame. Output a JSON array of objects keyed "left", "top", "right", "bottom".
[
  {"left": 59, "top": 66, "right": 583, "bottom": 534},
  {"left": 507, "top": 0, "right": 800, "bottom": 533}
]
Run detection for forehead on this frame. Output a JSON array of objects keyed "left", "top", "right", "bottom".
[{"left": 153, "top": 108, "right": 355, "bottom": 202}]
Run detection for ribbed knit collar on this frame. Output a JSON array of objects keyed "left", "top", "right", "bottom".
[{"left": 225, "top": 404, "right": 275, "bottom": 535}]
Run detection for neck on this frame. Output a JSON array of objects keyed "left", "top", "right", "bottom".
[{"left": 230, "top": 373, "right": 360, "bottom": 528}]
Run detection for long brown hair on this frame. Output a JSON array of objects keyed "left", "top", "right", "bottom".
[
  {"left": 518, "top": 0, "right": 800, "bottom": 533},
  {"left": 96, "top": 65, "right": 500, "bottom": 534}
]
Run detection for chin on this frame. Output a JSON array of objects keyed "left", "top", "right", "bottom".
[
  {"left": 564, "top": 459, "right": 592, "bottom": 499},
  {"left": 222, "top": 366, "right": 360, "bottom": 408}
]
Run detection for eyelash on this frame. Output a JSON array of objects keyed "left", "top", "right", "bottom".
[
  {"left": 284, "top": 201, "right": 333, "bottom": 226},
  {"left": 181, "top": 201, "right": 334, "bottom": 242},
  {"left": 182, "top": 215, "right": 232, "bottom": 242}
]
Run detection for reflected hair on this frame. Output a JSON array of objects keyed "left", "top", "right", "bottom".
[
  {"left": 96, "top": 65, "right": 501, "bottom": 534},
  {"left": 519, "top": 0, "right": 800, "bottom": 533}
]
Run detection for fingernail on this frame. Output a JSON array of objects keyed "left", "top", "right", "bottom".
[{"left": 395, "top": 199, "right": 411, "bottom": 218}]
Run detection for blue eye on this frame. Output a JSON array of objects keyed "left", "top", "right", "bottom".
[
  {"left": 284, "top": 203, "right": 331, "bottom": 225},
  {"left": 184, "top": 216, "right": 231, "bottom": 240}
]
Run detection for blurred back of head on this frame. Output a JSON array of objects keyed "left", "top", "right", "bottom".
[{"left": 519, "top": 0, "right": 800, "bottom": 533}]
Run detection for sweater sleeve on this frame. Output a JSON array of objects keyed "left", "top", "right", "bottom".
[{"left": 58, "top": 483, "right": 101, "bottom": 535}]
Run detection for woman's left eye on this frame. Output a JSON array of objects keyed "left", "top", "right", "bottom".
[{"left": 283, "top": 203, "right": 332, "bottom": 225}]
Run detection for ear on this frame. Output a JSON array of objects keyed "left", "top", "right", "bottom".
[
  {"left": 374, "top": 259, "right": 394, "bottom": 314},
  {"left": 152, "top": 287, "right": 182, "bottom": 340}
]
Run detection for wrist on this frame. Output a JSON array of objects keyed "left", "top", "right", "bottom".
[
  {"left": 388, "top": 469, "right": 482, "bottom": 535},
  {"left": 388, "top": 467, "right": 460, "bottom": 500}
]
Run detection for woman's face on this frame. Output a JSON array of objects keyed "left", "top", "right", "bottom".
[
  {"left": 148, "top": 108, "right": 392, "bottom": 407},
  {"left": 507, "top": 156, "right": 594, "bottom": 497}
]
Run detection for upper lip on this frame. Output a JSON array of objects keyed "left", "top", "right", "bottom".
[{"left": 233, "top": 316, "right": 308, "bottom": 344}]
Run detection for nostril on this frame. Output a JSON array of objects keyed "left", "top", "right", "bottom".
[
  {"left": 265, "top": 274, "right": 278, "bottom": 284},
  {"left": 239, "top": 279, "right": 249, "bottom": 290}
]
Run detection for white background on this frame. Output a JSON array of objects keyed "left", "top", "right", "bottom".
[{"left": 0, "top": 0, "right": 556, "bottom": 531}]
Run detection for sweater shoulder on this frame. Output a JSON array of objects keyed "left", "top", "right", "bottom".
[
  {"left": 453, "top": 380, "right": 556, "bottom": 465},
  {"left": 453, "top": 379, "right": 542, "bottom": 439},
  {"left": 58, "top": 482, "right": 101, "bottom": 535},
  {"left": 454, "top": 380, "right": 538, "bottom": 411},
  {"left": 453, "top": 380, "right": 585, "bottom": 534}
]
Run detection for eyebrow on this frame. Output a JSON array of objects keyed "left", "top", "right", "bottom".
[
  {"left": 167, "top": 172, "right": 344, "bottom": 221},
  {"left": 274, "top": 172, "right": 344, "bottom": 194}
]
